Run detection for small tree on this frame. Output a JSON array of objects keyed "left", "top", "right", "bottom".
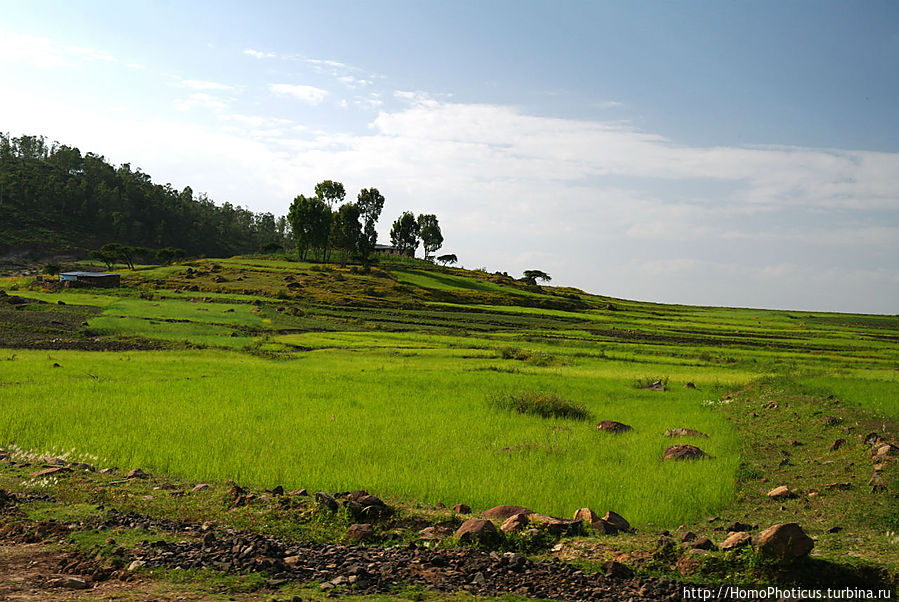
[
  {"left": 156, "top": 247, "right": 186, "bottom": 265},
  {"left": 522, "top": 270, "right": 551, "bottom": 285},
  {"left": 436, "top": 253, "right": 457, "bottom": 266},
  {"left": 416, "top": 214, "right": 443, "bottom": 260},
  {"left": 390, "top": 211, "right": 419, "bottom": 257}
]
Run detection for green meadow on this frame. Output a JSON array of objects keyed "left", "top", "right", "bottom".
[{"left": 1, "top": 257, "right": 896, "bottom": 529}]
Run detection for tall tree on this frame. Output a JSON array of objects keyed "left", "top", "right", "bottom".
[
  {"left": 416, "top": 214, "right": 443, "bottom": 260},
  {"left": 356, "top": 187, "right": 385, "bottom": 266},
  {"left": 314, "top": 180, "right": 345, "bottom": 208},
  {"left": 331, "top": 203, "right": 363, "bottom": 266},
  {"left": 390, "top": 211, "right": 419, "bottom": 257}
]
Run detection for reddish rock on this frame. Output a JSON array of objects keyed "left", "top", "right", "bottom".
[
  {"left": 527, "top": 513, "right": 582, "bottom": 536},
  {"left": 452, "top": 503, "right": 471, "bottom": 514},
  {"left": 663, "top": 445, "right": 706, "bottom": 461},
  {"left": 596, "top": 420, "right": 632, "bottom": 433},
  {"left": 500, "top": 513, "right": 530, "bottom": 534},
  {"left": 482, "top": 505, "right": 533, "bottom": 520},
  {"left": 756, "top": 523, "right": 814, "bottom": 561},
  {"left": 126, "top": 468, "right": 148, "bottom": 479},
  {"left": 346, "top": 523, "right": 374, "bottom": 541},
  {"left": 829, "top": 438, "right": 846, "bottom": 451},
  {"left": 455, "top": 519, "right": 501, "bottom": 547},
  {"left": 720, "top": 531, "right": 752, "bottom": 550},
  {"left": 692, "top": 536, "right": 715, "bottom": 550}
]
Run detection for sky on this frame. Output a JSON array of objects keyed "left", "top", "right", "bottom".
[{"left": 1, "top": 0, "right": 897, "bottom": 314}]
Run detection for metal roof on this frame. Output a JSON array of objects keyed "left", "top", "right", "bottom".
[{"left": 59, "top": 272, "right": 118, "bottom": 277}]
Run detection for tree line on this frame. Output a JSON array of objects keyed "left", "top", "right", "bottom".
[
  {"left": 288, "top": 180, "right": 445, "bottom": 266},
  {"left": 0, "top": 133, "right": 290, "bottom": 257}
]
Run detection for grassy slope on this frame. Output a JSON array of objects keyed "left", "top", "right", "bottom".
[{"left": 0, "top": 255, "right": 897, "bottom": 590}]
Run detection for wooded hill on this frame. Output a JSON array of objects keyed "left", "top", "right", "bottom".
[{"left": 0, "top": 133, "right": 290, "bottom": 258}]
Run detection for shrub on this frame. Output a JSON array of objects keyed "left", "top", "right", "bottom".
[
  {"left": 42, "top": 263, "right": 61, "bottom": 275},
  {"left": 489, "top": 391, "right": 593, "bottom": 421},
  {"left": 497, "top": 347, "right": 562, "bottom": 367}
]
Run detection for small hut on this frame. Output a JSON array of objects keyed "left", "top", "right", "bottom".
[{"left": 59, "top": 272, "right": 121, "bottom": 288}]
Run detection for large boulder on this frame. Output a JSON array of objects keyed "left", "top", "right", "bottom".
[
  {"left": 482, "top": 505, "right": 533, "bottom": 520},
  {"left": 500, "top": 512, "right": 530, "bottom": 534},
  {"left": 602, "top": 511, "right": 631, "bottom": 532},
  {"left": 663, "top": 445, "right": 706, "bottom": 461},
  {"left": 455, "top": 519, "right": 501, "bottom": 547},
  {"left": 756, "top": 523, "right": 814, "bottom": 561}
]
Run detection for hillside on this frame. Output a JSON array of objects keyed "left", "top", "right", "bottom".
[
  {"left": 0, "top": 256, "right": 897, "bottom": 599},
  {"left": 0, "top": 133, "right": 288, "bottom": 259}
]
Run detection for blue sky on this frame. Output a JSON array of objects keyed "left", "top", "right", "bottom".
[{"left": 2, "top": 1, "right": 897, "bottom": 312}]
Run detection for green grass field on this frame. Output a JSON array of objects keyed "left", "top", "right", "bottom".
[{"left": 1, "top": 256, "right": 896, "bottom": 531}]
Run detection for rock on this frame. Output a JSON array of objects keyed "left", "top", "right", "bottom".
[
  {"left": 315, "top": 491, "right": 338, "bottom": 513},
  {"left": 720, "top": 531, "right": 752, "bottom": 550},
  {"left": 756, "top": 523, "right": 814, "bottom": 561},
  {"left": 452, "top": 503, "right": 471, "bottom": 514},
  {"left": 596, "top": 420, "right": 632, "bottom": 433},
  {"left": 684, "top": 382, "right": 697, "bottom": 389},
  {"left": 573, "top": 507, "right": 600, "bottom": 523},
  {"left": 664, "top": 428, "right": 709, "bottom": 438},
  {"left": 526, "top": 513, "right": 582, "bottom": 536},
  {"left": 99, "top": 468, "right": 116, "bottom": 474},
  {"left": 829, "top": 438, "right": 846, "bottom": 451},
  {"left": 127, "top": 560, "right": 146, "bottom": 571},
  {"left": 192, "top": 483, "right": 211, "bottom": 492},
  {"left": 824, "top": 482, "right": 852, "bottom": 491},
  {"left": 602, "top": 560, "right": 634, "bottom": 578},
  {"left": 874, "top": 444, "right": 898, "bottom": 458},
  {"left": 767, "top": 485, "right": 796, "bottom": 499},
  {"left": 482, "top": 505, "right": 533, "bottom": 520},
  {"left": 603, "top": 511, "right": 631, "bottom": 532},
  {"left": 49, "top": 576, "right": 90, "bottom": 589},
  {"left": 680, "top": 531, "right": 696, "bottom": 542},
  {"left": 283, "top": 555, "right": 301, "bottom": 567},
  {"left": 500, "top": 512, "right": 530, "bottom": 534},
  {"left": 346, "top": 523, "right": 374, "bottom": 541},
  {"left": 662, "top": 445, "right": 706, "bottom": 461},
  {"left": 31, "top": 466, "right": 69, "bottom": 477},
  {"left": 692, "top": 536, "right": 715, "bottom": 550},
  {"left": 126, "top": 468, "right": 148, "bottom": 479},
  {"left": 592, "top": 519, "right": 619, "bottom": 535},
  {"left": 455, "top": 519, "right": 501, "bottom": 547}
]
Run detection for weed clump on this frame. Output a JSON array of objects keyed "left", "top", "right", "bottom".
[
  {"left": 633, "top": 376, "right": 669, "bottom": 391},
  {"left": 490, "top": 391, "right": 593, "bottom": 421},
  {"left": 497, "top": 347, "right": 562, "bottom": 367}
]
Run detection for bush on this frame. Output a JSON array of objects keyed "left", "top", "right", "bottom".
[
  {"left": 42, "top": 263, "right": 61, "bottom": 275},
  {"left": 490, "top": 391, "right": 593, "bottom": 421},
  {"left": 497, "top": 347, "right": 561, "bottom": 367}
]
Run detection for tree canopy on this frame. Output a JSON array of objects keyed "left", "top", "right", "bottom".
[
  {"left": 416, "top": 214, "right": 443, "bottom": 260},
  {"left": 390, "top": 211, "right": 420, "bottom": 257}
]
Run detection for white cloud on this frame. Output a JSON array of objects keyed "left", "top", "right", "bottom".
[
  {"left": 269, "top": 83, "right": 328, "bottom": 105},
  {"left": 244, "top": 49, "right": 276, "bottom": 59},
  {"left": 181, "top": 79, "right": 234, "bottom": 91}
]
